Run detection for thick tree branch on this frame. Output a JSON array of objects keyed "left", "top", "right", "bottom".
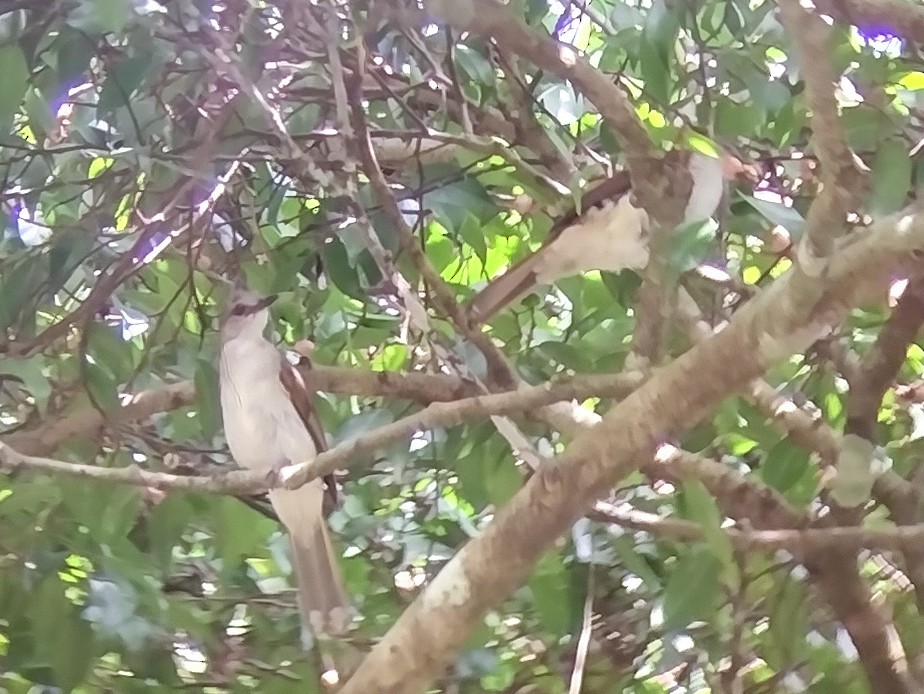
[
  {"left": 340, "top": 205, "right": 924, "bottom": 694},
  {"left": 4, "top": 381, "right": 196, "bottom": 458},
  {"left": 683, "top": 288, "right": 922, "bottom": 686},
  {"left": 777, "top": 0, "right": 866, "bottom": 264},
  {"left": 9, "top": 435, "right": 924, "bottom": 553},
  {"left": 681, "top": 295, "right": 920, "bottom": 520},
  {"left": 813, "top": 0, "right": 924, "bottom": 46}
]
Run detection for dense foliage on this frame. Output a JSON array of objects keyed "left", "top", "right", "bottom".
[{"left": 3, "top": 0, "right": 924, "bottom": 692}]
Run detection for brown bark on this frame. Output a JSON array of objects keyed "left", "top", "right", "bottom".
[{"left": 340, "top": 207, "right": 924, "bottom": 694}]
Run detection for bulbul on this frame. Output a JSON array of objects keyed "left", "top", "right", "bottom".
[
  {"left": 219, "top": 287, "right": 350, "bottom": 642},
  {"left": 466, "top": 149, "right": 753, "bottom": 324}
]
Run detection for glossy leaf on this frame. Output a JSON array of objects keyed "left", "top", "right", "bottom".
[{"left": 662, "top": 545, "right": 722, "bottom": 630}]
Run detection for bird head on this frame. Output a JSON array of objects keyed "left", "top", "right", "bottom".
[{"left": 221, "top": 285, "right": 277, "bottom": 342}]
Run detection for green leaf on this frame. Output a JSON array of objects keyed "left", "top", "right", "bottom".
[
  {"left": 677, "top": 480, "right": 736, "bottom": 586},
  {"left": 0, "top": 477, "right": 63, "bottom": 522},
  {"left": 370, "top": 343, "right": 408, "bottom": 372},
  {"left": 868, "top": 138, "right": 912, "bottom": 215},
  {"left": 485, "top": 458, "right": 522, "bottom": 506},
  {"left": 334, "top": 408, "right": 394, "bottom": 448},
  {"left": 47, "top": 231, "right": 96, "bottom": 296},
  {"left": 770, "top": 102, "right": 805, "bottom": 148},
  {"left": 767, "top": 577, "right": 807, "bottom": 667},
  {"left": 31, "top": 576, "right": 95, "bottom": 690},
  {"left": 741, "top": 70, "right": 791, "bottom": 116},
  {"left": 639, "top": 0, "right": 680, "bottom": 105},
  {"left": 321, "top": 235, "right": 372, "bottom": 300},
  {"left": 56, "top": 28, "right": 97, "bottom": 88},
  {"left": 0, "top": 9, "right": 28, "bottom": 47},
  {"left": 528, "top": 552, "right": 576, "bottom": 634},
  {"left": 194, "top": 359, "right": 221, "bottom": 439},
  {"left": 211, "top": 496, "right": 274, "bottom": 561},
  {"left": 662, "top": 545, "right": 721, "bottom": 630},
  {"left": 423, "top": 175, "right": 498, "bottom": 231},
  {"left": 98, "top": 55, "right": 160, "bottom": 114},
  {"left": 86, "top": 322, "right": 135, "bottom": 382},
  {"left": 51, "top": 614, "right": 96, "bottom": 691},
  {"left": 667, "top": 219, "right": 719, "bottom": 275},
  {"left": 0, "top": 356, "right": 51, "bottom": 414},
  {"left": 457, "top": 212, "right": 489, "bottom": 266},
  {"left": 830, "top": 434, "right": 878, "bottom": 507},
  {"left": 738, "top": 192, "right": 806, "bottom": 239},
  {"left": 84, "top": 360, "right": 120, "bottom": 413},
  {"left": 454, "top": 44, "right": 495, "bottom": 86},
  {"left": 66, "top": 0, "right": 131, "bottom": 34},
  {"left": 723, "top": 0, "right": 745, "bottom": 35},
  {"left": 842, "top": 107, "right": 890, "bottom": 151},
  {"left": 538, "top": 83, "right": 582, "bottom": 127},
  {"left": 761, "top": 440, "right": 811, "bottom": 492},
  {"left": 61, "top": 477, "right": 142, "bottom": 544},
  {"left": 686, "top": 133, "right": 720, "bottom": 158},
  {"left": 146, "top": 495, "right": 197, "bottom": 567},
  {"left": 22, "top": 87, "right": 55, "bottom": 139},
  {"left": 610, "top": 536, "right": 661, "bottom": 590},
  {"left": 716, "top": 100, "right": 762, "bottom": 139},
  {"left": 899, "top": 72, "right": 924, "bottom": 91},
  {"left": 0, "top": 43, "right": 28, "bottom": 132}
]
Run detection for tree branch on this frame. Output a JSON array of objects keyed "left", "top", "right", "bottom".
[
  {"left": 777, "top": 0, "right": 866, "bottom": 264},
  {"left": 338, "top": 205, "right": 924, "bottom": 694},
  {"left": 653, "top": 448, "right": 914, "bottom": 692},
  {"left": 0, "top": 374, "right": 640, "bottom": 495},
  {"left": 1, "top": 366, "right": 484, "bottom": 458},
  {"left": 846, "top": 277, "right": 924, "bottom": 441},
  {"left": 842, "top": 276, "right": 924, "bottom": 615},
  {"left": 813, "top": 0, "right": 924, "bottom": 46},
  {"left": 418, "top": 0, "right": 672, "bottom": 216},
  {"left": 682, "top": 285, "right": 922, "bottom": 688}
]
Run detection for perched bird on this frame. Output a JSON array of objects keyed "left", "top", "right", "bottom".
[
  {"left": 466, "top": 148, "right": 753, "bottom": 324},
  {"left": 219, "top": 287, "right": 350, "bottom": 643}
]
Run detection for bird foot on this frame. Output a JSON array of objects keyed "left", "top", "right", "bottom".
[{"left": 266, "top": 459, "right": 303, "bottom": 489}]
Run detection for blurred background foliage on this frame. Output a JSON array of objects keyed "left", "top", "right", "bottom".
[{"left": 0, "top": 0, "right": 923, "bottom": 692}]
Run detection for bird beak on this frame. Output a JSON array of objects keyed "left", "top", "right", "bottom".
[
  {"left": 720, "top": 152, "right": 762, "bottom": 184},
  {"left": 255, "top": 294, "right": 278, "bottom": 311}
]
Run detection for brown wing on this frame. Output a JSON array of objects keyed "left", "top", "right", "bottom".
[
  {"left": 278, "top": 356, "right": 341, "bottom": 513},
  {"left": 466, "top": 170, "right": 633, "bottom": 323}
]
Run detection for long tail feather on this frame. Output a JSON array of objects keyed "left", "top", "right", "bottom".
[
  {"left": 290, "top": 522, "right": 351, "bottom": 640},
  {"left": 466, "top": 252, "right": 546, "bottom": 324}
]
